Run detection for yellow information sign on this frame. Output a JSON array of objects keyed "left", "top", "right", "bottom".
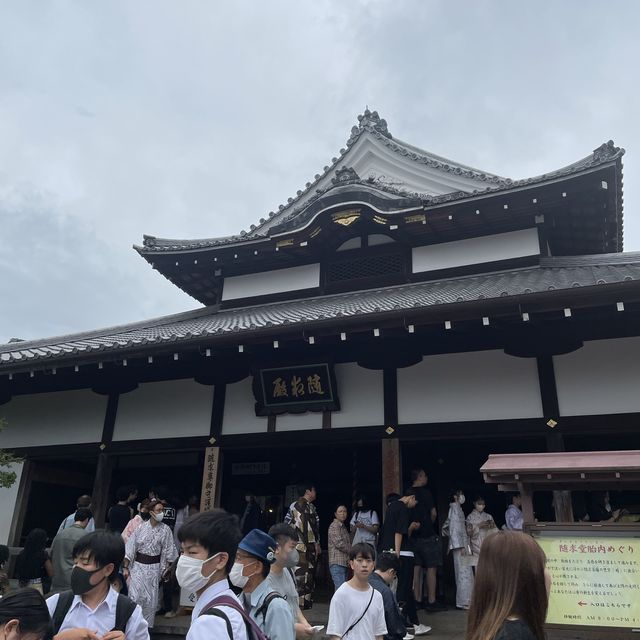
[{"left": 536, "top": 534, "right": 640, "bottom": 629}]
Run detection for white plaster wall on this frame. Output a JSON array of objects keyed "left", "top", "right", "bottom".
[
  {"left": 0, "top": 390, "right": 106, "bottom": 447},
  {"left": 276, "top": 411, "right": 323, "bottom": 432},
  {"left": 554, "top": 337, "right": 640, "bottom": 416},
  {"left": 0, "top": 462, "right": 23, "bottom": 544},
  {"left": 398, "top": 350, "right": 543, "bottom": 423},
  {"left": 113, "top": 379, "right": 213, "bottom": 441},
  {"left": 222, "top": 377, "right": 269, "bottom": 434},
  {"left": 222, "top": 264, "right": 320, "bottom": 302},
  {"left": 412, "top": 229, "right": 540, "bottom": 274},
  {"left": 332, "top": 363, "right": 384, "bottom": 428}
]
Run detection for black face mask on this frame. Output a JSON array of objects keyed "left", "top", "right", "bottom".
[
  {"left": 70, "top": 566, "right": 105, "bottom": 595},
  {"left": 140, "top": 512, "right": 151, "bottom": 521}
]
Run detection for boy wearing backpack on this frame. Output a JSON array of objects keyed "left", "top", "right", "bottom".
[
  {"left": 231, "top": 529, "right": 294, "bottom": 640},
  {"left": 176, "top": 509, "right": 248, "bottom": 640},
  {"left": 46, "top": 531, "right": 149, "bottom": 640}
]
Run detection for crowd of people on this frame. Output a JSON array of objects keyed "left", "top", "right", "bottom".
[{"left": 4, "top": 474, "right": 630, "bottom": 640}]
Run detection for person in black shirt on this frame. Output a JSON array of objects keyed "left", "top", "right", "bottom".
[
  {"left": 380, "top": 489, "right": 430, "bottom": 636},
  {"left": 107, "top": 486, "right": 137, "bottom": 534},
  {"left": 410, "top": 468, "right": 445, "bottom": 612}
]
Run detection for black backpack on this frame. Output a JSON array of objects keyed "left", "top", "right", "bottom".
[{"left": 52, "top": 590, "right": 137, "bottom": 635}]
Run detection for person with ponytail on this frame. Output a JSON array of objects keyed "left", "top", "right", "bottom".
[
  {"left": 0, "top": 588, "right": 52, "bottom": 640},
  {"left": 466, "top": 531, "right": 551, "bottom": 640}
]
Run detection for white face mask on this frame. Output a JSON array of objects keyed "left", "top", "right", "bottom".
[
  {"left": 458, "top": 495, "right": 466, "bottom": 505},
  {"left": 152, "top": 511, "right": 164, "bottom": 522},
  {"left": 229, "top": 560, "right": 257, "bottom": 588},
  {"left": 176, "top": 553, "right": 221, "bottom": 593}
]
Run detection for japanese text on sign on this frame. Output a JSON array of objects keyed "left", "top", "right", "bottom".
[
  {"left": 199, "top": 447, "right": 220, "bottom": 512},
  {"left": 535, "top": 534, "right": 640, "bottom": 629},
  {"left": 254, "top": 363, "right": 339, "bottom": 415}
]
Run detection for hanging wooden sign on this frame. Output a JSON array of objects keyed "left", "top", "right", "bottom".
[
  {"left": 253, "top": 363, "right": 340, "bottom": 416},
  {"left": 199, "top": 447, "right": 221, "bottom": 512}
]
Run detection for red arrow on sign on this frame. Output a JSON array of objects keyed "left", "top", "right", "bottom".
[{"left": 578, "top": 601, "right": 588, "bottom": 607}]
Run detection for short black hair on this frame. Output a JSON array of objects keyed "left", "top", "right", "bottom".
[
  {"left": 72, "top": 531, "right": 124, "bottom": 582},
  {"left": 116, "top": 486, "right": 131, "bottom": 502},
  {"left": 76, "top": 495, "right": 91, "bottom": 508},
  {"left": 178, "top": 509, "right": 241, "bottom": 574},
  {"left": 385, "top": 493, "right": 400, "bottom": 506},
  {"left": 0, "top": 588, "right": 52, "bottom": 640},
  {"left": 298, "top": 483, "right": 315, "bottom": 497},
  {"left": 268, "top": 523, "right": 297, "bottom": 546},
  {"left": 410, "top": 468, "right": 425, "bottom": 482},
  {"left": 403, "top": 487, "right": 419, "bottom": 499},
  {"left": 376, "top": 552, "right": 400, "bottom": 573},
  {"left": 74, "top": 508, "right": 92, "bottom": 522},
  {"left": 349, "top": 542, "right": 375, "bottom": 561}
]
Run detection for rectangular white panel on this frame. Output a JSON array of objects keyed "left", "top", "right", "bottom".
[
  {"left": 412, "top": 228, "right": 539, "bottom": 274},
  {"left": 332, "top": 363, "right": 384, "bottom": 428},
  {"left": 113, "top": 379, "right": 213, "bottom": 441},
  {"left": 398, "top": 350, "right": 543, "bottom": 423},
  {"left": 0, "top": 390, "right": 106, "bottom": 447},
  {"left": 276, "top": 411, "right": 322, "bottom": 432},
  {"left": 554, "top": 337, "right": 640, "bottom": 416},
  {"left": 0, "top": 462, "right": 23, "bottom": 544},
  {"left": 222, "top": 263, "right": 320, "bottom": 302},
  {"left": 222, "top": 377, "right": 269, "bottom": 434}
]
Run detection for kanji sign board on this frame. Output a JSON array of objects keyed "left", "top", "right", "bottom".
[
  {"left": 253, "top": 363, "right": 339, "bottom": 415},
  {"left": 529, "top": 526, "right": 640, "bottom": 632}
]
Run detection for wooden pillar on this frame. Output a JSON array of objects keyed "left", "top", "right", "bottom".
[
  {"left": 91, "top": 453, "right": 114, "bottom": 528},
  {"left": 8, "top": 459, "right": 34, "bottom": 546},
  {"left": 553, "top": 490, "right": 574, "bottom": 523},
  {"left": 382, "top": 438, "right": 401, "bottom": 508},
  {"left": 518, "top": 483, "right": 535, "bottom": 523}
]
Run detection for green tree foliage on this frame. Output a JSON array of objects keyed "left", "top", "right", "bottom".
[{"left": 0, "top": 418, "right": 21, "bottom": 488}]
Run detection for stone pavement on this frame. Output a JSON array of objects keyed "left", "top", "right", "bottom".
[{"left": 151, "top": 603, "right": 469, "bottom": 640}]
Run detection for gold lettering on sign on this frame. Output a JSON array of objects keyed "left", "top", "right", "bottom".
[
  {"left": 309, "top": 226, "right": 322, "bottom": 239},
  {"left": 372, "top": 215, "right": 387, "bottom": 225},
  {"left": 273, "top": 378, "right": 288, "bottom": 397},
  {"left": 307, "top": 374, "right": 325, "bottom": 395},
  {"left": 291, "top": 375, "right": 305, "bottom": 398},
  {"left": 405, "top": 214, "right": 426, "bottom": 224},
  {"left": 276, "top": 238, "right": 294, "bottom": 248}
]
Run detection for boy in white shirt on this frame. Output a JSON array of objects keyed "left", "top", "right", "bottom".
[
  {"left": 176, "top": 509, "right": 248, "bottom": 640},
  {"left": 327, "top": 542, "right": 387, "bottom": 640},
  {"left": 47, "top": 531, "right": 149, "bottom": 640}
]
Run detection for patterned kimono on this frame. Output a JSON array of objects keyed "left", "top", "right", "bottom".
[
  {"left": 465, "top": 509, "right": 497, "bottom": 563},
  {"left": 125, "top": 520, "right": 177, "bottom": 626},
  {"left": 285, "top": 497, "right": 320, "bottom": 607},
  {"left": 447, "top": 501, "right": 474, "bottom": 609}
]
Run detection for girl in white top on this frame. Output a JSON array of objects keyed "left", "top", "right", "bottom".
[{"left": 350, "top": 496, "right": 380, "bottom": 547}]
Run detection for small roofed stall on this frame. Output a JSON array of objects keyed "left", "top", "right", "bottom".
[{"left": 481, "top": 451, "right": 640, "bottom": 638}]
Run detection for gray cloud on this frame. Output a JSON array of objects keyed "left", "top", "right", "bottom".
[{"left": 1, "top": 1, "right": 639, "bottom": 342}]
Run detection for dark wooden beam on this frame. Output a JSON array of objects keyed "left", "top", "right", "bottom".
[
  {"left": 383, "top": 368, "right": 398, "bottom": 428},
  {"left": 210, "top": 384, "right": 226, "bottom": 440}
]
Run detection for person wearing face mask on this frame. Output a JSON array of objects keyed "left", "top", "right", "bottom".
[
  {"left": 267, "top": 524, "right": 314, "bottom": 639},
  {"left": 0, "top": 588, "right": 52, "bottom": 640},
  {"left": 465, "top": 497, "right": 497, "bottom": 569},
  {"left": 46, "top": 531, "right": 148, "bottom": 640},
  {"left": 122, "top": 500, "right": 177, "bottom": 628},
  {"left": 446, "top": 489, "right": 473, "bottom": 610},
  {"left": 121, "top": 500, "right": 152, "bottom": 545},
  {"left": 176, "top": 509, "right": 247, "bottom": 640},
  {"left": 231, "top": 529, "right": 294, "bottom": 640}
]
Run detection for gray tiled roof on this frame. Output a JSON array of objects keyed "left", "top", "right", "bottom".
[
  {"left": 136, "top": 109, "right": 624, "bottom": 254},
  {"left": 2, "top": 253, "right": 640, "bottom": 370}
]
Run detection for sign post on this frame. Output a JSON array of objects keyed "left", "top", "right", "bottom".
[
  {"left": 200, "top": 446, "right": 221, "bottom": 512},
  {"left": 528, "top": 524, "right": 640, "bottom": 637}
]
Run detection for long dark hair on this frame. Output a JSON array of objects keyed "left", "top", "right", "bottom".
[
  {"left": 466, "top": 531, "right": 548, "bottom": 640},
  {"left": 0, "top": 588, "right": 53, "bottom": 640}
]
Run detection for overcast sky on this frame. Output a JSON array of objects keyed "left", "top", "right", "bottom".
[{"left": 1, "top": 1, "right": 639, "bottom": 343}]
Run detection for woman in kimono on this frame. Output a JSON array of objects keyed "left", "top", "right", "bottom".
[
  {"left": 446, "top": 488, "right": 474, "bottom": 610},
  {"left": 123, "top": 499, "right": 177, "bottom": 627},
  {"left": 465, "top": 496, "right": 497, "bottom": 569}
]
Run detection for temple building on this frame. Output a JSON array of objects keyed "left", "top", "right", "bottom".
[{"left": 1, "top": 109, "right": 638, "bottom": 548}]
